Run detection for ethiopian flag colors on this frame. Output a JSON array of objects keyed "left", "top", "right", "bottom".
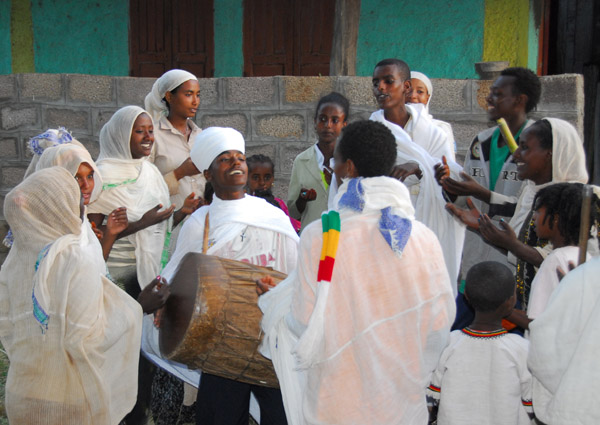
[{"left": 317, "top": 211, "right": 341, "bottom": 283}]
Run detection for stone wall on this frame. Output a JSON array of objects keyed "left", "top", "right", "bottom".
[{"left": 0, "top": 73, "right": 584, "bottom": 259}]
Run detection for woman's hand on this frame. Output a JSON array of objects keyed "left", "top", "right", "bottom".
[
  {"left": 440, "top": 172, "right": 491, "bottom": 202},
  {"left": 445, "top": 198, "right": 481, "bottom": 230},
  {"left": 105, "top": 207, "right": 128, "bottom": 237},
  {"left": 479, "top": 215, "right": 517, "bottom": 250},
  {"left": 140, "top": 203, "right": 175, "bottom": 227},
  {"left": 256, "top": 275, "right": 277, "bottom": 296}
]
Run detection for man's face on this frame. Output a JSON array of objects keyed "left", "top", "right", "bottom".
[
  {"left": 372, "top": 64, "right": 410, "bottom": 111},
  {"left": 205, "top": 150, "right": 248, "bottom": 197}
]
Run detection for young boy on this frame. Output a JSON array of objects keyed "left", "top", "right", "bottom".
[
  {"left": 369, "top": 58, "right": 465, "bottom": 288},
  {"left": 259, "top": 120, "right": 455, "bottom": 425},
  {"left": 427, "top": 261, "right": 533, "bottom": 425}
]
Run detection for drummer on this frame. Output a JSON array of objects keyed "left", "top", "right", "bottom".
[{"left": 144, "top": 127, "right": 299, "bottom": 425}]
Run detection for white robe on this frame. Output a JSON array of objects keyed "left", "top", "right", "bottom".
[
  {"left": 428, "top": 329, "right": 532, "bottom": 425},
  {"left": 370, "top": 109, "right": 465, "bottom": 289},
  {"left": 260, "top": 177, "right": 455, "bottom": 425},
  {"left": 528, "top": 256, "right": 600, "bottom": 424},
  {"left": 141, "top": 195, "right": 298, "bottom": 418}
]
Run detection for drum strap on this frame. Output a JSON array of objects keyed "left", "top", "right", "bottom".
[{"left": 317, "top": 211, "right": 341, "bottom": 282}]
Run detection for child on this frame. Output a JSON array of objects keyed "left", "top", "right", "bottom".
[
  {"left": 427, "top": 261, "right": 533, "bottom": 425},
  {"left": 247, "top": 154, "right": 301, "bottom": 232},
  {"left": 512, "top": 183, "right": 599, "bottom": 327},
  {"left": 287, "top": 92, "right": 349, "bottom": 232}
]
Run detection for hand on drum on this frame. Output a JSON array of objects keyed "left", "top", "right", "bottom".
[
  {"left": 138, "top": 275, "right": 170, "bottom": 315},
  {"left": 256, "top": 275, "right": 277, "bottom": 295}
]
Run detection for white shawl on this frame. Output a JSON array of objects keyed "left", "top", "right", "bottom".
[
  {"left": 528, "top": 256, "right": 600, "bottom": 424},
  {"left": 35, "top": 143, "right": 106, "bottom": 273},
  {"left": 370, "top": 109, "right": 465, "bottom": 289},
  {"left": 509, "top": 117, "right": 589, "bottom": 236},
  {"left": 144, "top": 69, "right": 198, "bottom": 123},
  {"left": 0, "top": 167, "right": 141, "bottom": 425},
  {"left": 88, "top": 105, "right": 171, "bottom": 288},
  {"left": 259, "top": 176, "right": 455, "bottom": 425}
]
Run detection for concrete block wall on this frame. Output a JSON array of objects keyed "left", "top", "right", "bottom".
[{"left": 0, "top": 73, "right": 585, "bottom": 259}]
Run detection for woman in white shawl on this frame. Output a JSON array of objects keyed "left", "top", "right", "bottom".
[
  {"left": 453, "top": 118, "right": 588, "bottom": 317},
  {"left": 145, "top": 69, "right": 204, "bottom": 209},
  {"left": 0, "top": 167, "right": 142, "bottom": 425},
  {"left": 88, "top": 106, "right": 199, "bottom": 291},
  {"left": 35, "top": 142, "right": 128, "bottom": 261},
  {"left": 407, "top": 71, "right": 456, "bottom": 145}
]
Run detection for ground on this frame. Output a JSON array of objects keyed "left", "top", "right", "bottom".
[{"left": 0, "top": 344, "right": 8, "bottom": 424}]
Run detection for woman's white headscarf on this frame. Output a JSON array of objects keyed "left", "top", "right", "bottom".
[
  {"left": 37, "top": 143, "right": 103, "bottom": 203},
  {"left": 509, "top": 117, "right": 589, "bottom": 235},
  {"left": 0, "top": 166, "right": 142, "bottom": 424},
  {"left": 36, "top": 143, "right": 106, "bottom": 272},
  {"left": 144, "top": 69, "right": 198, "bottom": 123},
  {"left": 88, "top": 106, "right": 171, "bottom": 288},
  {"left": 411, "top": 71, "right": 433, "bottom": 111}
]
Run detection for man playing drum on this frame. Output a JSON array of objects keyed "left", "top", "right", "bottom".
[
  {"left": 144, "top": 127, "right": 298, "bottom": 425},
  {"left": 258, "top": 120, "right": 456, "bottom": 425}
]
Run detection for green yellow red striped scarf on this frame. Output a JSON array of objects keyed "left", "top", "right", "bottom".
[{"left": 317, "top": 210, "right": 340, "bottom": 282}]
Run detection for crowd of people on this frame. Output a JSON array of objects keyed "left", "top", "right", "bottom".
[{"left": 0, "top": 59, "right": 598, "bottom": 425}]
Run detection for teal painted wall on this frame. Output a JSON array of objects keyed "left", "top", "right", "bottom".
[
  {"left": 356, "top": 0, "right": 485, "bottom": 78},
  {"left": 31, "top": 0, "right": 129, "bottom": 75},
  {"left": 0, "top": 2, "right": 11, "bottom": 74},
  {"left": 214, "top": 0, "right": 244, "bottom": 77}
]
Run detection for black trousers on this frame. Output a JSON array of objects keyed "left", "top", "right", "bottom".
[{"left": 196, "top": 373, "right": 287, "bottom": 425}]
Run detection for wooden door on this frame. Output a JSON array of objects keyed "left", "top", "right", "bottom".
[
  {"left": 243, "top": 0, "right": 335, "bottom": 76},
  {"left": 130, "top": 0, "right": 214, "bottom": 78}
]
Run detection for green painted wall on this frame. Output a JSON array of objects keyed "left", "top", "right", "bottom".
[
  {"left": 0, "top": 2, "right": 12, "bottom": 74},
  {"left": 356, "top": 0, "right": 485, "bottom": 78},
  {"left": 214, "top": 0, "right": 244, "bottom": 77},
  {"left": 31, "top": 0, "right": 129, "bottom": 75}
]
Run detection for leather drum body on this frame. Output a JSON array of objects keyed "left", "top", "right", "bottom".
[{"left": 159, "top": 253, "right": 286, "bottom": 388}]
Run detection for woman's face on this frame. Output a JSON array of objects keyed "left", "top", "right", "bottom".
[
  {"left": 75, "top": 162, "right": 95, "bottom": 205},
  {"left": 130, "top": 113, "right": 154, "bottom": 159},
  {"left": 512, "top": 128, "right": 552, "bottom": 184},
  {"left": 407, "top": 78, "right": 430, "bottom": 105},
  {"left": 166, "top": 79, "right": 200, "bottom": 119},
  {"left": 314, "top": 103, "right": 347, "bottom": 145}
]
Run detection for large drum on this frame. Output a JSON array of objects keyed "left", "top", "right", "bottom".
[{"left": 159, "top": 252, "right": 287, "bottom": 388}]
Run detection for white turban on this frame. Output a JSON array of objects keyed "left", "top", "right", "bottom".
[
  {"left": 411, "top": 71, "right": 433, "bottom": 110},
  {"left": 144, "top": 69, "right": 198, "bottom": 123},
  {"left": 190, "top": 127, "right": 245, "bottom": 172}
]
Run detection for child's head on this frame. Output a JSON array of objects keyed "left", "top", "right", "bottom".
[
  {"left": 246, "top": 154, "right": 275, "bottom": 194},
  {"left": 333, "top": 120, "right": 396, "bottom": 179},
  {"left": 533, "top": 182, "right": 599, "bottom": 246},
  {"left": 465, "top": 261, "right": 516, "bottom": 316},
  {"left": 406, "top": 71, "right": 432, "bottom": 107},
  {"left": 314, "top": 92, "right": 350, "bottom": 145}
]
